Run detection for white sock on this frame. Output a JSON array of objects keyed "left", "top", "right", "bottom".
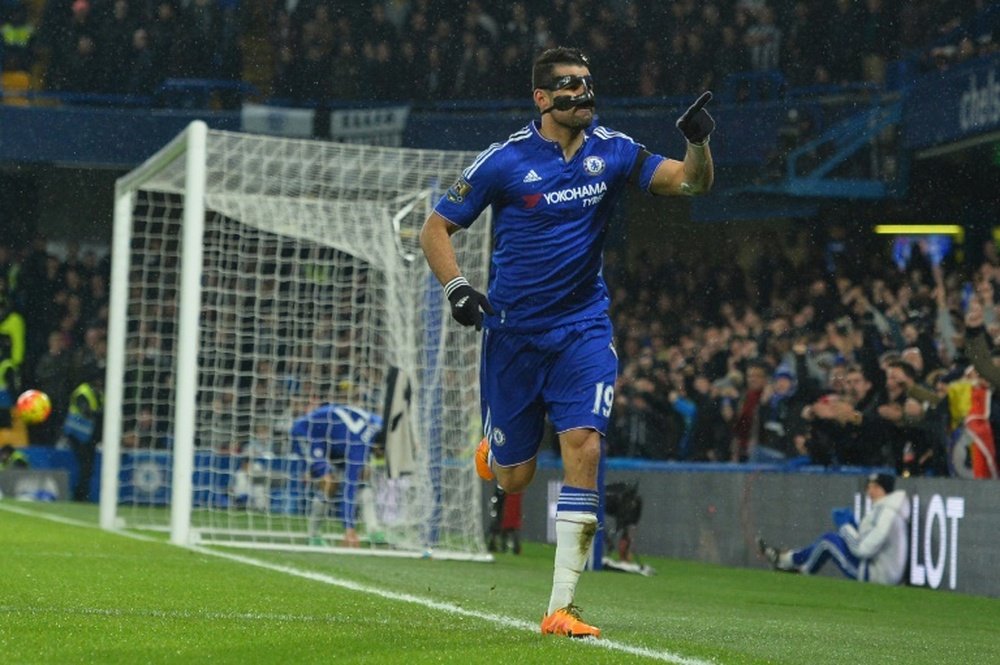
[
  {"left": 308, "top": 496, "right": 326, "bottom": 538},
  {"left": 547, "top": 512, "right": 598, "bottom": 614},
  {"left": 358, "top": 486, "right": 380, "bottom": 534},
  {"left": 777, "top": 550, "right": 794, "bottom": 570}
]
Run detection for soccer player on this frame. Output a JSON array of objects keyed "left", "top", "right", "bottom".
[
  {"left": 756, "top": 473, "right": 910, "bottom": 585},
  {"left": 291, "top": 402, "right": 384, "bottom": 548},
  {"left": 420, "top": 46, "right": 714, "bottom": 637}
]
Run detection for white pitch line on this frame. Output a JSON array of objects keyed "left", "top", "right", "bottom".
[
  {"left": 1, "top": 503, "right": 714, "bottom": 665},
  {"left": 0, "top": 605, "right": 352, "bottom": 624}
]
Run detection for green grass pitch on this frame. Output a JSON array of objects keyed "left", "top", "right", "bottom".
[{"left": 2, "top": 500, "right": 996, "bottom": 664}]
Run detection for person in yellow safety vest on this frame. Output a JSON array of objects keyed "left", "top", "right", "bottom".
[
  {"left": 0, "top": 289, "right": 27, "bottom": 429},
  {"left": 1, "top": 4, "right": 36, "bottom": 71},
  {"left": 61, "top": 367, "right": 104, "bottom": 502}
]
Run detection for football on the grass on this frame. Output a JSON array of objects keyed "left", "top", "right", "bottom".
[{"left": 16, "top": 389, "right": 52, "bottom": 424}]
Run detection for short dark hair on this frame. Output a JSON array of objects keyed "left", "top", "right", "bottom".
[
  {"left": 532, "top": 47, "right": 590, "bottom": 90},
  {"left": 887, "top": 359, "right": 917, "bottom": 382},
  {"left": 868, "top": 472, "right": 895, "bottom": 493}
]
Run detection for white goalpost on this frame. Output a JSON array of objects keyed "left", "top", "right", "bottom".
[{"left": 100, "top": 120, "right": 493, "bottom": 561}]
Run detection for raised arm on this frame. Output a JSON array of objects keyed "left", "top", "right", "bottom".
[{"left": 649, "top": 91, "right": 715, "bottom": 196}]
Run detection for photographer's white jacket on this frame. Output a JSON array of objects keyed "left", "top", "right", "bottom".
[{"left": 839, "top": 489, "right": 910, "bottom": 585}]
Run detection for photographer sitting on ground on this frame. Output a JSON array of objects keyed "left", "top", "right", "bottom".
[{"left": 756, "top": 473, "right": 909, "bottom": 585}]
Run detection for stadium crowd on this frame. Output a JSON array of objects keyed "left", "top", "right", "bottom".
[
  {"left": 604, "top": 225, "right": 1000, "bottom": 479},
  {"left": 1, "top": 0, "right": 997, "bottom": 103},
  {"left": 3, "top": 1, "right": 1000, "bottom": 485},
  {"left": 3, "top": 224, "right": 1000, "bottom": 481},
  {"left": 0, "top": 237, "right": 110, "bottom": 449}
]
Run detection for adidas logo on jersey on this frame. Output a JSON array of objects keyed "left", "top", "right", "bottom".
[{"left": 522, "top": 169, "right": 542, "bottom": 183}]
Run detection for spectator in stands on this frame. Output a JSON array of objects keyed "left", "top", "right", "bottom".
[
  {"left": 459, "top": 44, "right": 496, "bottom": 100},
  {"left": 32, "top": 330, "right": 71, "bottom": 445},
  {"left": 753, "top": 353, "right": 817, "bottom": 463},
  {"left": 531, "top": 14, "right": 556, "bottom": 53},
  {"left": 688, "top": 372, "right": 735, "bottom": 461},
  {"left": 731, "top": 362, "right": 767, "bottom": 462},
  {"left": 501, "top": 1, "right": 533, "bottom": 61},
  {"left": 268, "top": 5, "right": 298, "bottom": 100},
  {"left": 383, "top": 0, "right": 412, "bottom": 31},
  {"left": 464, "top": 0, "right": 498, "bottom": 44},
  {"left": 326, "top": 39, "right": 359, "bottom": 99},
  {"left": 121, "top": 35, "right": 158, "bottom": 98},
  {"left": 13, "top": 237, "right": 52, "bottom": 364},
  {"left": 860, "top": 0, "right": 894, "bottom": 85},
  {"left": 715, "top": 24, "right": 749, "bottom": 89},
  {"left": 402, "top": 5, "right": 429, "bottom": 45},
  {"left": 362, "top": 39, "right": 397, "bottom": 101},
  {"left": 17, "top": 0, "right": 994, "bottom": 104},
  {"left": 782, "top": 1, "right": 822, "bottom": 86},
  {"left": 451, "top": 26, "right": 483, "bottom": 99},
  {"left": 0, "top": 283, "right": 26, "bottom": 430},
  {"left": 147, "top": 0, "right": 183, "bottom": 81},
  {"left": 803, "top": 363, "right": 884, "bottom": 466},
  {"left": 636, "top": 39, "right": 666, "bottom": 98},
  {"left": 368, "top": 1, "right": 400, "bottom": 44},
  {"left": 428, "top": 16, "right": 457, "bottom": 72},
  {"left": 757, "top": 472, "right": 910, "bottom": 585},
  {"left": 122, "top": 405, "right": 168, "bottom": 449},
  {"left": 45, "top": 0, "right": 98, "bottom": 92},
  {"left": 176, "top": 0, "right": 221, "bottom": 79},
  {"left": 1, "top": 2, "right": 34, "bottom": 72},
  {"left": 610, "top": 348, "right": 677, "bottom": 460},
  {"left": 901, "top": 314, "right": 943, "bottom": 378},
  {"left": 876, "top": 359, "right": 935, "bottom": 476},
  {"left": 95, "top": 0, "right": 137, "bottom": 93},
  {"left": 745, "top": 4, "right": 781, "bottom": 72},
  {"left": 291, "top": 3, "right": 336, "bottom": 102},
  {"left": 83, "top": 269, "right": 108, "bottom": 331},
  {"left": 70, "top": 324, "right": 105, "bottom": 388},
  {"left": 824, "top": 0, "right": 864, "bottom": 84}
]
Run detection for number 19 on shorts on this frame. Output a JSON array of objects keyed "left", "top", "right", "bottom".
[{"left": 592, "top": 382, "right": 614, "bottom": 417}]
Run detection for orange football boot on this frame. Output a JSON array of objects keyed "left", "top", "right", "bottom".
[
  {"left": 475, "top": 436, "right": 494, "bottom": 481},
  {"left": 540, "top": 605, "right": 601, "bottom": 639}
]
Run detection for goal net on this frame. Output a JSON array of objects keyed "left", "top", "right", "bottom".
[{"left": 100, "top": 121, "right": 493, "bottom": 560}]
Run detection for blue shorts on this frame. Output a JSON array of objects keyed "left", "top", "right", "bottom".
[{"left": 481, "top": 316, "right": 617, "bottom": 467}]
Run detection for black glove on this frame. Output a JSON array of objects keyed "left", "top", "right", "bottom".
[
  {"left": 444, "top": 277, "right": 494, "bottom": 331},
  {"left": 676, "top": 91, "right": 715, "bottom": 145}
]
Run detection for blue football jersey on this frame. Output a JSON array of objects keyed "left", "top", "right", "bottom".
[
  {"left": 290, "top": 403, "right": 382, "bottom": 530},
  {"left": 290, "top": 403, "right": 382, "bottom": 461},
  {"left": 434, "top": 120, "right": 665, "bottom": 331}
]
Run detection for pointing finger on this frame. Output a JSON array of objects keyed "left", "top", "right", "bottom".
[{"left": 688, "top": 91, "right": 713, "bottom": 115}]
